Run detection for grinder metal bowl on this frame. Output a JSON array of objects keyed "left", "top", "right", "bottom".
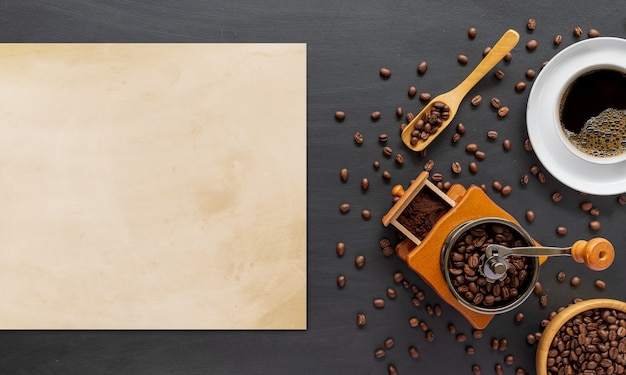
[{"left": 441, "top": 217, "right": 540, "bottom": 314}]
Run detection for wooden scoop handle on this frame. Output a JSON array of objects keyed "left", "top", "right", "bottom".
[{"left": 570, "top": 238, "right": 615, "bottom": 271}]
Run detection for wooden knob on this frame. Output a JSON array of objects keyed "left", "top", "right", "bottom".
[
  {"left": 570, "top": 238, "right": 615, "bottom": 271},
  {"left": 391, "top": 184, "right": 405, "bottom": 197}
]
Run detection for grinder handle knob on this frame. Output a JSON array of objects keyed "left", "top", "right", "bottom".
[
  {"left": 570, "top": 238, "right": 615, "bottom": 271},
  {"left": 391, "top": 185, "right": 405, "bottom": 197}
]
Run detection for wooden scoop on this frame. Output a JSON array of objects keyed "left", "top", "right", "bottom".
[{"left": 401, "top": 29, "right": 520, "bottom": 152}]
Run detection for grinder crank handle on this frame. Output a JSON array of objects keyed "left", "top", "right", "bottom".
[{"left": 485, "top": 237, "right": 615, "bottom": 271}]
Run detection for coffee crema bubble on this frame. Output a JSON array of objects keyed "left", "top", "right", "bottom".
[{"left": 560, "top": 69, "right": 626, "bottom": 158}]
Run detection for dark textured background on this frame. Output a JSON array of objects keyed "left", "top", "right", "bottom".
[{"left": 1, "top": 1, "right": 625, "bottom": 374}]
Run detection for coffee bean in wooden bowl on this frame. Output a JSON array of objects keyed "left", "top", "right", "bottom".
[{"left": 536, "top": 298, "right": 626, "bottom": 375}]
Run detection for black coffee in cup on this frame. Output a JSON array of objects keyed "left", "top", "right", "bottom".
[{"left": 560, "top": 69, "right": 626, "bottom": 158}]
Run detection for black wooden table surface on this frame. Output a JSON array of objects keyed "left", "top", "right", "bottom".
[{"left": 1, "top": 1, "right": 625, "bottom": 374}]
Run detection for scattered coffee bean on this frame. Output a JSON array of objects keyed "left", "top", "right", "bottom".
[
  {"left": 468, "top": 27, "right": 477, "bottom": 39},
  {"left": 526, "top": 334, "right": 536, "bottom": 345},
  {"left": 395, "top": 154, "right": 405, "bottom": 165},
  {"left": 382, "top": 246, "right": 394, "bottom": 257},
  {"left": 570, "top": 276, "right": 581, "bottom": 287},
  {"left": 409, "top": 317, "right": 419, "bottom": 327},
  {"left": 424, "top": 159, "right": 435, "bottom": 172},
  {"left": 388, "top": 364, "right": 398, "bottom": 375},
  {"left": 499, "top": 338, "right": 509, "bottom": 352},
  {"left": 457, "top": 54, "right": 469, "bottom": 65},
  {"left": 336, "top": 241, "right": 345, "bottom": 256},
  {"left": 406, "top": 112, "right": 415, "bottom": 122},
  {"left": 434, "top": 304, "right": 442, "bottom": 316},
  {"left": 469, "top": 161, "right": 478, "bottom": 174},
  {"left": 451, "top": 132, "right": 461, "bottom": 143},
  {"left": 492, "top": 181, "right": 503, "bottom": 192},
  {"left": 520, "top": 174, "right": 529, "bottom": 185},
  {"left": 373, "top": 160, "right": 380, "bottom": 169},
  {"left": 554, "top": 34, "right": 563, "bottom": 45},
  {"left": 472, "top": 364, "right": 482, "bottom": 375},
  {"left": 483, "top": 46, "right": 492, "bottom": 57},
  {"left": 419, "top": 92, "right": 431, "bottom": 101},
  {"left": 431, "top": 172, "right": 444, "bottom": 182},
  {"left": 339, "top": 203, "right": 350, "bottom": 213},
  {"left": 556, "top": 226, "right": 568, "bottom": 235},
  {"left": 355, "top": 255, "right": 366, "bottom": 268},
  {"left": 589, "top": 220, "right": 601, "bottom": 231},
  {"left": 534, "top": 281, "right": 543, "bottom": 295},
  {"left": 514, "top": 312, "right": 524, "bottom": 324},
  {"left": 379, "top": 238, "right": 390, "bottom": 248},
  {"left": 408, "top": 346, "right": 420, "bottom": 359},
  {"left": 580, "top": 201, "right": 593, "bottom": 211},
  {"left": 337, "top": 275, "right": 346, "bottom": 288},
  {"left": 334, "top": 110, "right": 345, "bottom": 121},
  {"left": 386, "top": 287, "right": 397, "bottom": 299},
  {"left": 525, "top": 69, "right": 536, "bottom": 80},
  {"left": 466, "top": 143, "right": 479, "bottom": 153},
  {"left": 379, "top": 67, "right": 391, "bottom": 78},
  {"left": 395, "top": 106, "right": 403, "bottom": 117},
  {"left": 384, "top": 337, "right": 395, "bottom": 349},
  {"left": 374, "top": 348, "right": 386, "bottom": 359},
  {"left": 537, "top": 171, "right": 546, "bottom": 184},
  {"left": 556, "top": 271, "right": 566, "bottom": 282},
  {"left": 361, "top": 209, "right": 371, "bottom": 220},
  {"left": 354, "top": 132, "right": 364, "bottom": 144},
  {"left": 501, "top": 185, "right": 512, "bottom": 196},
  {"left": 592, "top": 279, "right": 608, "bottom": 292},
  {"left": 417, "top": 61, "right": 428, "bottom": 74},
  {"left": 340, "top": 168, "right": 349, "bottom": 182},
  {"left": 448, "top": 323, "right": 457, "bottom": 334},
  {"left": 504, "top": 355, "right": 515, "bottom": 366},
  {"left": 472, "top": 329, "right": 483, "bottom": 339},
  {"left": 456, "top": 333, "right": 468, "bottom": 343},
  {"left": 551, "top": 192, "right": 563, "bottom": 202},
  {"left": 426, "top": 304, "right": 434, "bottom": 315},
  {"left": 494, "top": 69, "right": 505, "bottom": 80},
  {"left": 504, "top": 52, "right": 513, "bottom": 62},
  {"left": 491, "top": 338, "right": 500, "bottom": 350},
  {"left": 487, "top": 130, "right": 498, "bottom": 140},
  {"left": 618, "top": 195, "right": 626, "bottom": 205},
  {"left": 524, "top": 139, "right": 533, "bottom": 152},
  {"left": 515, "top": 81, "right": 526, "bottom": 92},
  {"left": 383, "top": 146, "right": 393, "bottom": 157},
  {"left": 471, "top": 95, "right": 482, "bottom": 106},
  {"left": 466, "top": 346, "right": 476, "bottom": 355},
  {"left": 451, "top": 161, "right": 462, "bottom": 174},
  {"left": 456, "top": 123, "right": 467, "bottom": 134},
  {"left": 526, "top": 39, "right": 538, "bottom": 51},
  {"left": 490, "top": 97, "right": 501, "bottom": 109},
  {"left": 475, "top": 150, "right": 486, "bottom": 160},
  {"left": 589, "top": 207, "right": 600, "bottom": 216},
  {"left": 382, "top": 170, "right": 392, "bottom": 180},
  {"left": 357, "top": 313, "right": 366, "bottom": 327},
  {"left": 361, "top": 177, "right": 369, "bottom": 190},
  {"left": 495, "top": 363, "right": 504, "bottom": 375},
  {"left": 371, "top": 111, "right": 381, "bottom": 121},
  {"left": 497, "top": 106, "right": 510, "bottom": 117},
  {"left": 527, "top": 18, "right": 536, "bottom": 30},
  {"left": 378, "top": 133, "right": 388, "bottom": 143},
  {"left": 425, "top": 330, "right": 435, "bottom": 342},
  {"left": 525, "top": 210, "right": 535, "bottom": 222},
  {"left": 588, "top": 28, "right": 600, "bottom": 38},
  {"left": 393, "top": 272, "right": 404, "bottom": 283},
  {"left": 515, "top": 368, "right": 526, "bottom": 375},
  {"left": 503, "top": 139, "right": 512, "bottom": 151},
  {"left": 573, "top": 26, "right": 583, "bottom": 37},
  {"left": 539, "top": 294, "right": 548, "bottom": 307}
]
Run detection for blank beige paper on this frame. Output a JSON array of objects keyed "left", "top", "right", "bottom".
[{"left": 0, "top": 44, "right": 306, "bottom": 329}]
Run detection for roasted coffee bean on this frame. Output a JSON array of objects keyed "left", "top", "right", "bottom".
[
  {"left": 371, "top": 111, "right": 381, "bottom": 121},
  {"left": 574, "top": 26, "right": 583, "bottom": 37},
  {"left": 492, "top": 181, "right": 503, "bottom": 192},
  {"left": 526, "top": 334, "right": 536, "bottom": 345},
  {"left": 334, "top": 110, "right": 345, "bottom": 121},
  {"left": 554, "top": 34, "right": 563, "bottom": 45},
  {"left": 426, "top": 330, "right": 435, "bottom": 342},
  {"left": 357, "top": 313, "right": 366, "bottom": 327},
  {"left": 495, "top": 363, "right": 504, "bottom": 375},
  {"left": 386, "top": 287, "right": 397, "bottom": 298},
  {"left": 354, "top": 132, "right": 364, "bottom": 144},
  {"left": 470, "top": 94, "right": 482, "bottom": 106},
  {"left": 360, "top": 177, "right": 369, "bottom": 190},
  {"left": 491, "top": 338, "right": 500, "bottom": 350},
  {"left": 537, "top": 171, "right": 546, "bottom": 184},
  {"left": 520, "top": 174, "right": 529, "bottom": 185},
  {"left": 458, "top": 54, "right": 469, "bottom": 65},
  {"left": 395, "top": 106, "right": 403, "bottom": 117},
  {"left": 487, "top": 130, "right": 498, "bottom": 140},
  {"left": 426, "top": 304, "right": 434, "bottom": 315},
  {"left": 503, "top": 139, "right": 512, "bottom": 151},
  {"left": 499, "top": 338, "right": 509, "bottom": 352},
  {"left": 589, "top": 220, "right": 601, "bottom": 231},
  {"left": 378, "top": 133, "right": 388, "bottom": 143},
  {"left": 434, "top": 304, "right": 442, "bottom": 316},
  {"left": 382, "top": 170, "right": 392, "bottom": 180},
  {"left": 456, "top": 123, "right": 467, "bottom": 134},
  {"left": 494, "top": 69, "right": 505, "bottom": 80},
  {"left": 451, "top": 161, "right": 462, "bottom": 174},
  {"left": 373, "top": 298, "right": 385, "bottom": 308},
  {"left": 594, "top": 279, "right": 607, "bottom": 289},
  {"left": 419, "top": 321, "right": 429, "bottom": 331},
  {"left": 551, "top": 192, "right": 563, "bottom": 202},
  {"left": 472, "top": 329, "right": 483, "bottom": 339},
  {"left": 515, "top": 312, "right": 525, "bottom": 323},
  {"left": 472, "top": 364, "right": 482, "bottom": 375},
  {"left": 515, "top": 81, "right": 527, "bottom": 92},
  {"left": 490, "top": 97, "right": 501, "bottom": 109},
  {"left": 539, "top": 294, "right": 548, "bottom": 307},
  {"left": 588, "top": 28, "right": 600, "bottom": 38},
  {"left": 504, "top": 52, "right": 513, "bottom": 62},
  {"left": 373, "top": 160, "right": 380, "bottom": 169},
  {"left": 384, "top": 338, "right": 395, "bottom": 349},
  {"left": 382, "top": 246, "right": 394, "bottom": 257},
  {"left": 468, "top": 27, "right": 477, "bottom": 38},
  {"left": 448, "top": 323, "right": 457, "bottom": 334},
  {"left": 469, "top": 161, "right": 478, "bottom": 174},
  {"left": 497, "top": 106, "right": 510, "bottom": 117},
  {"left": 395, "top": 154, "right": 405, "bottom": 165},
  {"left": 466, "top": 143, "right": 479, "bottom": 153},
  {"left": 619, "top": 195, "right": 626, "bottom": 205},
  {"left": 501, "top": 185, "right": 512, "bottom": 196},
  {"left": 383, "top": 146, "right": 393, "bottom": 157},
  {"left": 393, "top": 272, "right": 404, "bottom": 283},
  {"left": 431, "top": 173, "right": 444, "bottom": 182},
  {"left": 409, "top": 317, "right": 419, "bottom": 327},
  {"left": 526, "top": 69, "right": 536, "bottom": 80},
  {"left": 451, "top": 132, "right": 461, "bottom": 143},
  {"left": 423, "top": 159, "right": 435, "bottom": 172},
  {"left": 466, "top": 346, "right": 476, "bottom": 355},
  {"left": 419, "top": 92, "right": 431, "bottom": 101},
  {"left": 524, "top": 139, "right": 533, "bottom": 151},
  {"left": 515, "top": 368, "right": 526, "bottom": 375},
  {"left": 379, "top": 238, "right": 391, "bottom": 248},
  {"left": 534, "top": 281, "right": 543, "bottom": 295},
  {"left": 527, "top": 18, "right": 537, "bottom": 30},
  {"left": 556, "top": 271, "right": 566, "bottom": 282},
  {"left": 417, "top": 61, "right": 428, "bottom": 74},
  {"left": 339, "top": 203, "right": 350, "bottom": 213},
  {"left": 406, "top": 112, "right": 415, "bottom": 122},
  {"left": 336, "top": 241, "right": 345, "bottom": 256},
  {"left": 526, "top": 39, "right": 538, "bottom": 51},
  {"left": 456, "top": 333, "right": 468, "bottom": 342},
  {"left": 374, "top": 348, "right": 386, "bottom": 359},
  {"left": 340, "top": 168, "right": 349, "bottom": 182},
  {"left": 505, "top": 355, "right": 515, "bottom": 365},
  {"left": 474, "top": 150, "right": 486, "bottom": 159},
  {"left": 361, "top": 210, "right": 371, "bottom": 220},
  {"left": 388, "top": 364, "right": 398, "bottom": 375},
  {"left": 556, "top": 226, "right": 568, "bottom": 235},
  {"left": 408, "top": 346, "right": 420, "bottom": 359},
  {"left": 355, "top": 255, "right": 366, "bottom": 268},
  {"left": 580, "top": 201, "right": 593, "bottom": 211},
  {"left": 570, "top": 276, "right": 581, "bottom": 286},
  {"left": 379, "top": 67, "right": 391, "bottom": 78},
  {"left": 483, "top": 46, "right": 492, "bottom": 57},
  {"left": 408, "top": 85, "right": 417, "bottom": 97},
  {"left": 337, "top": 275, "right": 346, "bottom": 288}
]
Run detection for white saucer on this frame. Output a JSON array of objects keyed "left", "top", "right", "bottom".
[{"left": 526, "top": 37, "right": 626, "bottom": 195}]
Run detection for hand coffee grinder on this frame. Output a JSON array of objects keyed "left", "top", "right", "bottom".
[{"left": 382, "top": 171, "right": 615, "bottom": 329}]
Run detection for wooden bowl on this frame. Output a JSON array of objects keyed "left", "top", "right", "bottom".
[{"left": 536, "top": 298, "right": 626, "bottom": 375}]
